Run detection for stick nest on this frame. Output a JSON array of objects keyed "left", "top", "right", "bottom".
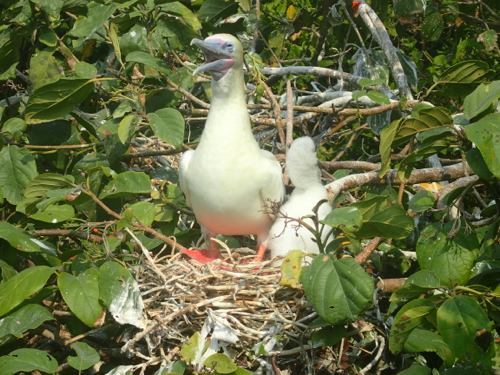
[{"left": 134, "top": 250, "right": 316, "bottom": 359}]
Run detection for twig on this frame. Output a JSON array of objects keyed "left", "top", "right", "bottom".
[
  {"left": 261, "top": 80, "right": 285, "bottom": 148},
  {"left": 355, "top": 237, "right": 382, "bottom": 265}
]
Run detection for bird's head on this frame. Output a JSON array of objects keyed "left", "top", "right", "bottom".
[{"left": 191, "top": 34, "right": 243, "bottom": 81}]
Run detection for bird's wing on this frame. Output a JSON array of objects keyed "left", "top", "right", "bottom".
[
  {"left": 259, "top": 150, "right": 286, "bottom": 216},
  {"left": 178, "top": 150, "right": 194, "bottom": 207}
]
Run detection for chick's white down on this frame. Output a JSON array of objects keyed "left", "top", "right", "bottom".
[{"left": 268, "top": 136, "right": 332, "bottom": 258}]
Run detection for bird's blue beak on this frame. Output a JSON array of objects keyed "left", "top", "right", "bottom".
[{"left": 191, "top": 38, "right": 234, "bottom": 79}]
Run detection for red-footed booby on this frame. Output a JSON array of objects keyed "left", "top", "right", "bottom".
[
  {"left": 268, "top": 136, "right": 332, "bottom": 259},
  {"left": 179, "top": 34, "right": 285, "bottom": 262}
]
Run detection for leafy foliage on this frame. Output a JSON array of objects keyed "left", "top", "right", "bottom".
[{"left": 0, "top": 0, "right": 500, "bottom": 374}]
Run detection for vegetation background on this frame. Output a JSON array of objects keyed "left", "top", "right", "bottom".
[{"left": 0, "top": 0, "right": 500, "bottom": 374}]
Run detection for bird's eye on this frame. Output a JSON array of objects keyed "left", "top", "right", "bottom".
[{"left": 225, "top": 42, "right": 234, "bottom": 52}]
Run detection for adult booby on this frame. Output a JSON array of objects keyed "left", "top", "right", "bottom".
[
  {"left": 268, "top": 136, "right": 332, "bottom": 259},
  {"left": 179, "top": 34, "right": 285, "bottom": 262}
]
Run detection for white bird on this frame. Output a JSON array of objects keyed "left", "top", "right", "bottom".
[
  {"left": 179, "top": 34, "right": 285, "bottom": 262},
  {"left": 268, "top": 136, "right": 332, "bottom": 259}
]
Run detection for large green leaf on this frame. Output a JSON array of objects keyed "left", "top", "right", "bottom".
[
  {"left": 0, "top": 348, "right": 58, "bottom": 375},
  {"left": 437, "top": 61, "right": 489, "bottom": 85},
  {"left": 29, "top": 49, "right": 63, "bottom": 91},
  {"left": 301, "top": 256, "right": 373, "bottom": 325},
  {"left": 351, "top": 196, "right": 414, "bottom": 239},
  {"left": 437, "top": 295, "right": 491, "bottom": 363},
  {"left": 99, "top": 261, "right": 145, "bottom": 329},
  {"left": 396, "top": 363, "right": 431, "bottom": 375},
  {"left": 404, "top": 328, "right": 453, "bottom": 366},
  {"left": 25, "top": 78, "right": 96, "bottom": 124},
  {"left": 417, "top": 222, "right": 478, "bottom": 288},
  {"left": 321, "top": 206, "right": 363, "bottom": 234},
  {"left": 0, "top": 29, "right": 22, "bottom": 81},
  {"left": 203, "top": 353, "right": 238, "bottom": 373},
  {"left": 389, "top": 298, "right": 435, "bottom": 354},
  {"left": 58, "top": 268, "right": 102, "bottom": 327},
  {"left": 199, "top": 0, "right": 239, "bottom": 22},
  {"left": 389, "top": 270, "right": 440, "bottom": 305},
  {"left": 0, "top": 266, "right": 56, "bottom": 317},
  {"left": 68, "top": 2, "right": 116, "bottom": 38},
  {"left": 397, "top": 140, "right": 450, "bottom": 182},
  {"left": 0, "top": 146, "right": 37, "bottom": 205},
  {"left": 0, "top": 222, "right": 56, "bottom": 255},
  {"left": 0, "top": 305, "right": 55, "bottom": 345},
  {"left": 463, "top": 81, "right": 500, "bottom": 120},
  {"left": 465, "top": 114, "right": 500, "bottom": 178},
  {"left": 98, "top": 171, "right": 152, "bottom": 199},
  {"left": 126, "top": 51, "right": 171, "bottom": 75},
  {"left": 158, "top": 2, "right": 202, "bottom": 31},
  {"left": 408, "top": 190, "right": 435, "bottom": 213},
  {"left": 24, "top": 173, "right": 74, "bottom": 199},
  {"left": 148, "top": 108, "right": 185, "bottom": 148},
  {"left": 67, "top": 342, "right": 100, "bottom": 371},
  {"left": 394, "top": 107, "right": 453, "bottom": 146}
]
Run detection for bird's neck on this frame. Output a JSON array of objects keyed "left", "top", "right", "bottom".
[{"left": 207, "top": 68, "right": 250, "bottom": 130}]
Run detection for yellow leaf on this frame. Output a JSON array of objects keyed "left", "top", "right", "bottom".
[
  {"left": 279, "top": 250, "right": 305, "bottom": 288},
  {"left": 286, "top": 5, "right": 296, "bottom": 20}
]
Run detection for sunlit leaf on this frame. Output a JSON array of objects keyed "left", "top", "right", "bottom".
[
  {"left": 67, "top": 342, "right": 100, "bottom": 371},
  {"left": 0, "top": 146, "right": 37, "bottom": 204},
  {"left": 0, "top": 348, "right": 58, "bottom": 375},
  {"left": 58, "top": 269, "right": 103, "bottom": 327},
  {"left": 417, "top": 222, "right": 478, "bottom": 287},
  {"left": 465, "top": 113, "right": 500, "bottom": 178},
  {"left": 301, "top": 256, "right": 373, "bottom": 325},
  {"left": 0, "top": 266, "right": 56, "bottom": 317}
]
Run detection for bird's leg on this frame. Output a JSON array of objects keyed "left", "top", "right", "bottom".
[
  {"left": 181, "top": 232, "right": 223, "bottom": 263},
  {"left": 206, "top": 234, "right": 223, "bottom": 260},
  {"left": 254, "top": 242, "right": 267, "bottom": 262}
]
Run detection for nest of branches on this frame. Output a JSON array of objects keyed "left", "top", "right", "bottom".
[{"left": 125, "top": 249, "right": 317, "bottom": 367}]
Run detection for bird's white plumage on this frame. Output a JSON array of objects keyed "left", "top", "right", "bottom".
[
  {"left": 268, "top": 136, "right": 332, "bottom": 258},
  {"left": 179, "top": 34, "right": 285, "bottom": 255}
]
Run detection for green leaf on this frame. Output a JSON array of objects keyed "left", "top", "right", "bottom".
[
  {"left": 69, "top": 2, "right": 117, "bottom": 38},
  {"left": 394, "top": 107, "right": 453, "bottom": 146},
  {"left": 199, "top": 0, "right": 239, "bottom": 22},
  {"left": 465, "top": 147, "right": 493, "bottom": 180},
  {"left": 366, "top": 90, "right": 390, "bottom": 104},
  {"left": 321, "top": 206, "right": 363, "bottom": 234},
  {"left": 0, "top": 266, "right": 56, "bottom": 317},
  {"left": 98, "top": 171, "right": 152, "bottom": 199},
  {"left": 0, "top": 305, "right": 55, "bottom": 345},
  {"left": 404, "top": 328, "right": 453, "bottom": 366},
  {"left": 437, "top": 295, "right": 491, "bottom": 362},
  {"left": 1, "top": 118, "right": 26, "bottom": 141},
  {"left": 408, "top": 190, "right": 435, "bottom": 213},
  {"left": 421, "top": 10, "right": 443, "bottom": 42},
  {"left": 117, "top": 114, "right": 138, "bottom": 144},
  {"left": 203, "top": 353, "right": 238, "bottom": 373},
  {"left": 464, "top": 114, "right": 500, "bottom": 178},
  {"left": 351, "top": 196, "right": 414, "bottom": 239},
  {"left": 128, "top": 201, "right": 156, "bottom": 227},
  {"left": 389, "top": 298, "right": 435, "bottom": 354},
  {"left": 28, "top": 49, "right": 63, "bottom": 91},
  {"left": 58, "top": 269, "right": 103, "bottom": 327},
  {"left": 396, "top": 363, "right": 431, "bottom": 375},
  {"left": 67, "top": 342, "right": 100, "bottom": 371},
  {"left": 389, "top": 270, "right": 440, "bottom": 304},
  {"left": 0, "top": 222, "right": 56, "bottom": 255},
  {"left": 352, "top": 89, "right": 367, "bottom": 100},
  {"left": 75, "top": 61, "right": 98, "bottom": 79},
  {"left": 0, "top": 348, "right": 58, "bottom": 375},
  {"left": 0, "top": 146, "right": 37, "bottom": 204},
  {"left": 417, "top": 222, "right": 479, "bottom": 288},
  {"left": 437, "top": 61, "right": 489, "bottom": 85},
  {"left": 99, "top": 261, "right": 145, "bottom": 329},
  {"left": 464, "top": 81, "right": 500, "bottom": 120},
  {"left": 398, "top": 140, "right": 450, "bottom": 182},
  {"left": 148, "top": 108, "right": 185, "bottom": 148},
  {"left": 39, "top": 26, "right": 57, "bottom": 47},
  {"left": 180, "top": 332, "right": 201, "bottom": 362},
  {"left": 126, "top": 51, "right": 171, "bottom": 75},
  {"left": 311, "top": 325, "right": 346, "bottom": 348},
  {"left": 30, "top": 204, "right": 76, "bottom": 223},
  {"left": 301, "top": 256, "right": 373, "bottom": 325},
  {"left": 0, "top": 29, "right": 22, "bottom": 81},
  {"left": 158, "top": 2, "right": 202, "bottom": 31},
  {"left": 25, "top": 78, "right": 96, "bottom": 124},
  {"left": 379, "top": 117, "right": 404, "bottom": 176}
]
